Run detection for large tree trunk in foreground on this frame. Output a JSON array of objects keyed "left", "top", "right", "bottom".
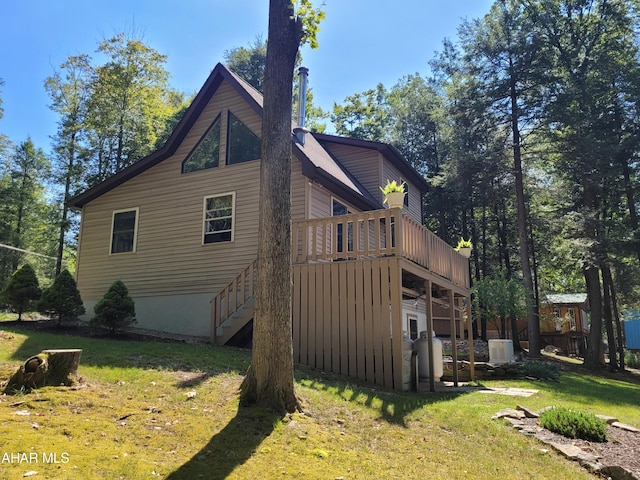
[
  {"left": 3, "top": 349, "right": 82, "bottom": 394},
  {"left": 239, "top": 0, "right": 303, "bottom": 413}
]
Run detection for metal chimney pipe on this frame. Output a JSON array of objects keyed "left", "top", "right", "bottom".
[{"left": 294, "top": 66, "right": 310, "bottom": 145}]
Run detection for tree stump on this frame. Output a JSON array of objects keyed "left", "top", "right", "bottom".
[{"left": 3, "top": 349, "right": 82, "bottom": 394}]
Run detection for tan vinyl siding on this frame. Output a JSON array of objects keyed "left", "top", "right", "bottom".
[
  {"left": 320, "top": 143, "right": 381, "bottom": 202},
  {"left": 76, "top": 80, "right": 262, "bottom": 302},
  {"left": 381, "top": 161, "right": 422, "bottom": 222},
  {"left": 291, "top": 159, "right": 307, "bottom": 222},
  {"left": 309, "top": 184, "right": 331, "bottom": 218}
]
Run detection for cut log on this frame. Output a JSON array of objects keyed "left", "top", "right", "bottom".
[{"left": 3, "top": 349, "right": 82, "bottom": 394}]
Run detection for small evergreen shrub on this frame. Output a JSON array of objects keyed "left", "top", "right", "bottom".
[
  {"left": 1, "top": 264, "right": 41, "bottom": 320},
  {"left": 91, "top": 280, "right": 136, "bottom": 333},
  {"left": 517, "top": 361, "right": 560, "bottom": 381},
  {"left": 539, "top": 407, "right": 607, "bottom": 442},
  {"left": 38, "top": 269, "right": 85, "bottom": 326}
]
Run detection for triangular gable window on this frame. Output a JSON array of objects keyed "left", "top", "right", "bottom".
[
  {"left": 182, "top": 115, "right": 221, "bottom": 173},
  {"left": 226, "top": 112, "right": 261, "bottom": 165}
]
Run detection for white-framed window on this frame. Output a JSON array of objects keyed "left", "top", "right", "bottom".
[
  {"left": 203, "top": 193, "right": 235, "bottom": 244},
  {"left": 110, "top": 208, "right": 139, "bottom": 254},
  {"left": 568, "top": 308, "right": 576, "bottom": 331},
  {"left": 553, "top": 307, "right": 562, "bottom": 331}
]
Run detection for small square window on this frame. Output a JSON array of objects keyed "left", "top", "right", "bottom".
[
  {"left": 111, "top": 209, "right": 139, "bottom": 254},
  {"left": 203, "top": 193, "right": 235, "bottom": 244}
]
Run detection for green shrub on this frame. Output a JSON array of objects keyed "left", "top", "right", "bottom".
[
  {"left": 91, "top": 280, "right": 136, "bottom": 333},
  {"left": 1, "top": 264, "right": 41, "bottom": 320},
  {"left": 625, "top": 350, "right": 640, "bottom": 369},
  {"left": 37, "top": 269, "right": 85, "bottom": 326},
  {"left": 517, "top": 361, "right": 560, "bottom": 381},
  {"left": 539, "top": 407, "right": 607, "bottom": 442}
]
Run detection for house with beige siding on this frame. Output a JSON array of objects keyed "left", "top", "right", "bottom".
[{"left": 69, "top": 63, "right": 472, "bottom": 391}]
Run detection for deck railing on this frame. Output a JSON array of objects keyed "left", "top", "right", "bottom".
[{"left": 292, "top": 208, "right": 469, "bottom": 288}]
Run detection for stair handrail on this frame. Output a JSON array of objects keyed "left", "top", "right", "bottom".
[{"left": 211, "top": 259, "right": 257, "bottom": 337}]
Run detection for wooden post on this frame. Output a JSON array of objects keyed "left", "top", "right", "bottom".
[
  {"left": 466, "top": 297, "right": 475, "bottom": 381},
  {"left": 424, "top": 279, "right": 435, "bottom": 393},
  {"left": 3, "top": 349, "right": 82, "bottom": 394},
  {"left": 449, "top": 289, "right": 459, "bottom": 387}
]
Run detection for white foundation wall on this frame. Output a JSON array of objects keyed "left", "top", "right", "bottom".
[{"left": 81, "top": 293, "right": 213, "bottom": 338}]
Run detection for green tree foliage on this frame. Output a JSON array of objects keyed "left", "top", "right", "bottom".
[
  {"left": 225, "top": 36, "right": 328, "bottom": 132},
  {"left": 37, "top": 269, "right": 85, "bottom": 326},
  {"left": 527, "top": 0, "right": 640, "bottom": 368},
  {"left": 472, "top": 277, "right": 526, "bottom": 339},
  {"left": 0, "top": 139, "right": 54, "bottom": 285},
  {"left": 224, "top": 36, "right": 268, "bottom": 93},
  {"left": 91, "top": 280, "right": 136, "bottom": 333},
  {"left": 1, "top": 264, "right": 41, "bottom": 320},
  {"left": 45, "top": 54, "right": 93, "bottom": 275},
  {"left": 331, "top": 84, "right": 390, "bottom": 140},
  {"left": 86, "top": 32, "right": 184, "bottom": 183}
]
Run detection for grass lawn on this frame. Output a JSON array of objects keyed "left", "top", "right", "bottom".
[{"left": 1, "top": 324, "right": 638, "bottom": 479}]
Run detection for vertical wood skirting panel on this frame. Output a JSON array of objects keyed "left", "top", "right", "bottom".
[
  {"left": 354, "top": 262, "right": 366, "bottom": 382},
  {"left": 329, "top": 262, "right": 345, "bottom": 372},
  {"left": 371, "top": 260, "right": 386, "bottom": 384},
  {"left": 347, "top": 262, "right": 358, "bottom": 378},
  {"left": 389, "top": 258, "right": 403, "bottom": 390},
  {"left": 322, "top": 263, "right": 332, "bottom": 372},
  {"left": 291, "top": 258, "right": 403, "bottom": 390},
  {"left": 292, "top": 265, "right": 301, "bottom": 360},
  {"left": 380, "top": 259, "right": 399, "bottom": 387},
  {"left": 338, "top": 263, "right": 349, "bottom": 376},
  {"left": 314, "top": 264, "right": 324, "bottom": 370}
]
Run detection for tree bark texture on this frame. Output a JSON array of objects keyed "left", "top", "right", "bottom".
[
  {"left": 239, "top": 0, "right": 303, "bottom": 413},
  {"left": 509, "top": 77, "right": 540, "bottom": 358},
  {"left": 3, "top": 349, "right": 82, "bottom": 394}
]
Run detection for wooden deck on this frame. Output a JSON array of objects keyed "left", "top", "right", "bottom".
[
  {"left": 291, "top": 208, "right": 469, "bottom": 289},
  {"left": 212, "top": 207, "right": 472, "bottom": 391}
]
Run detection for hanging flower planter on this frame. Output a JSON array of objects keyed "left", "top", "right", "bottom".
[
  {"left": 380, "top": 180, "right": 406, "bottom": 209},
  {"left": 455, "top": 238, "right": 472, "bottom": 258}
]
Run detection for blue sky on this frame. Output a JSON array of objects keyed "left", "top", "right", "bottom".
[{"left": 0, "top": 0, "right": 494, "bottom": 154}]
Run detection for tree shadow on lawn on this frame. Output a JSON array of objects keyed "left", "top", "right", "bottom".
[
  {"left": 295, "top": 369, "right": 469, "bottom": 427},
  {"left": 543, "top": 369, "right": 640, "bottom": 408},
  {"left": 166, "top": 405, "right": 280, "bottom": 480}
]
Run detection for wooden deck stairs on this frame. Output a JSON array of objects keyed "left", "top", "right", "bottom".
[{"left": 211, "top": 260, "right": 256, "bottom": 345}]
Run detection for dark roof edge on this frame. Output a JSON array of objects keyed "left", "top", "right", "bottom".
[
  {"left": 68, "top": 63, "right": 263, "bottom": 209},
  {"left": 313, "top": 132, "right": 430, "bottom": 192}
]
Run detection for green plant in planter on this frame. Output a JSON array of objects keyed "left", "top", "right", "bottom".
[
  {"left": 380, "top": 180, "right": 406, "bottom": 207},
  {"left": 455, "top": 238, "right": 472, "bottom": 251},
  {"left": 380, "top": 179, "right": 406, "bottom": 196}
]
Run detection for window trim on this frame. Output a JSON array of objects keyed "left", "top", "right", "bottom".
[
  {"left": 109, "top": 207, "right": 139, "bottom": 255},
  {"left": 202, "top": 192, "right": 236, "bottom": 245}
]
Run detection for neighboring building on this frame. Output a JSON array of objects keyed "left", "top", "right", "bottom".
[
  {"left": 539, "top": 293, "right": 589, "bottom": 355},
  {"left": 69, "top": 63, "right": 471, "bottom": 390}
]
